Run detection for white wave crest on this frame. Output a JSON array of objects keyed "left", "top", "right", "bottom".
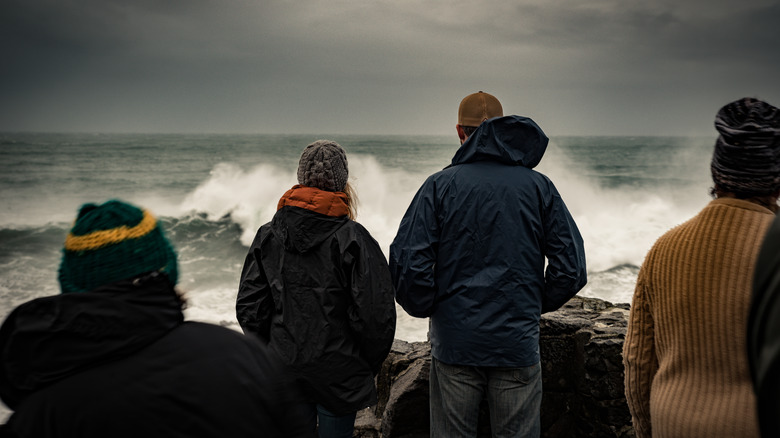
[
  {"left": 175, "top": 148, "right": 709, "bottom": 277},
  {"left": 539, "top": 141, "right": 708, "bottom": 274},
  {"left": 177, "top": 162, "right": 297, "bottom": 245}
]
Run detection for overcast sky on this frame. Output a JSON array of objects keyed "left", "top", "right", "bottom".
[{"left": 1, "top": 0, "right": 778, "bottom": 136}]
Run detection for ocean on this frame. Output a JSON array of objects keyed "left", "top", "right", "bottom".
[{"left": 0, "top": 132, "right": 716, "bottom": 343}]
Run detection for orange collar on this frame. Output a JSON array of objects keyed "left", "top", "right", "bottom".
[{"left": 277, "top": 185, "right": 349, "bottom": 217}]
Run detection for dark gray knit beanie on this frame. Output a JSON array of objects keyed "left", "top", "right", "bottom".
[
  {"left": 297, "top": 140, "right": 349, "bottom": 192},
  {"left": 711, "top": 97, "right": 780, "bottom": 196}
]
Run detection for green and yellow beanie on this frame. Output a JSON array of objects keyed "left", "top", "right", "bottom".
[{"left": 58, "top": 200, "right": 179, "bottom": 293}]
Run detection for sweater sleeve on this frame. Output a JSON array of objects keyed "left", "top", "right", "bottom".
[{"left": 623, "top": 272, "right": 658, "bottom": 438}]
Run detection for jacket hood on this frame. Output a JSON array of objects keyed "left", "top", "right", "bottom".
[
  {"left": 450, "top": 115, "right": 549, "bottom": 168},
  {"left": 0, "top": 274, "right": 183, "bottom": 409},
  {"left": 272, "top": 186, "right": 350, "bottom": 254}
]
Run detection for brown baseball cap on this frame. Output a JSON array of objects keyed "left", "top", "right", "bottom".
[{"left": 458, "top": 91, "right": 503, "bottom": 127}]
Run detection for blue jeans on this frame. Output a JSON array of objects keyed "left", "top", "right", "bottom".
[
  {"left": 429, "top": 357, "right": 542, "bottom": 438},
  {"left": 307, "top": 404, "right": 356, "bottom": 438}
]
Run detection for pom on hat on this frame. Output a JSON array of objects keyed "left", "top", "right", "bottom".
[
  {"left": 58, "top": 200, "right": 179, "bottom": 293},
  {"left": 711, "top": 97, "right": 780, "bottom": 197},
  {"left": 297, "top": 140, "right": 349, "bottom": 192},
  {"left": 458, "top": 91, "right": 503, "bottom": 127}
]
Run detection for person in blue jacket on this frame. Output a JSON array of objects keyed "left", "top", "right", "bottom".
[{"left": 389, "top": 91, "right": 587, "bottom": 438}]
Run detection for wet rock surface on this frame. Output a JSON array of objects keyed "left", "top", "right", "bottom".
[{"left": 355, "top": 296, "right": 633, "bottom": 438}]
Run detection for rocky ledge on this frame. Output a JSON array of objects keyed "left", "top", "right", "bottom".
[{"left": 354, "top": 296, "right": 632, "bottom": 438}]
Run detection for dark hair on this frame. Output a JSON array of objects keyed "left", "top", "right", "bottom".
[
  {"left": 710, "top": 185, "right": 780, "bottom": 200},
  {"left": 460, "top": 125, "right": 479, "bottom": 138},
  {"left": 710, "top": 185, "right": 780, "bottom": 212}
]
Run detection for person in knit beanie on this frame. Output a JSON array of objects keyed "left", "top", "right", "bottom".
[
  {"left": 237, "top": 139, "right": 396, "bottom": 438},
  {"left": 0, "top": 199, "right": 315, "bottom": 438},
  {"left": 278, "top": 139, "right": 358, "bottom": 220},
  {"left": 711, "top": 97, "right": 780, "bottom": 201},
  {"left": 58, "top": 199, "right": 179, "bottom": 293},
  {"left": 624, "top": 97, "right": 780, "bottom": 438}
]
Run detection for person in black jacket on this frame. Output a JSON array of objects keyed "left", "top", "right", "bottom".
[
  {"left": 750, "top": 202, "right": 780, "bottom": 437},
  {"left": 390, "top": 92, "right": 587, "bottom": 437},
  {"left": 0, "top": 199, "right": 312, "bottom": 438},
  {"left": 236, "top": 140, "right": 397, "bottom": 438}
]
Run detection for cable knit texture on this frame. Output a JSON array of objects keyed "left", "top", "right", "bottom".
[
  {"left": 296, "top": 140, "right": 348, "bottom": 192},
  {"left": 624, "top": 197, "right": 775, "bottom": 438}
]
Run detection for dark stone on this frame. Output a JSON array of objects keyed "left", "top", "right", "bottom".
[
  {"left": 380, "top": 355, "right": 431, "bottom": 437},
  {"left": 356, "top": 296, "right": 633, "bottom": 438}
]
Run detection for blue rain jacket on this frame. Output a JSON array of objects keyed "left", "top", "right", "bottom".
[{"left": 389, "top": 115, "right": 587, "bottom": 367}]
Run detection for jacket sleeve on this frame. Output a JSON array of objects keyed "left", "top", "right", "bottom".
[
  {"left": 389, "top": 177, "right": 440, "bottom": 318},
  {"left": 236, "top": 230, "right": 274, "bottom": 343},
  {"left": 623, "top": 274, "right": 657, "bottom": 438},
  {"left": 346, "top": 228, "right": 397, "bottom": 375},
  {"left": 541, "top": 182, "right": 587, "bottom": 313}
]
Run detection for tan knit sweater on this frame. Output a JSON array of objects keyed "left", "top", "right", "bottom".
[{"left": 623, "top": 197, "right": 775, "bottom": 438}]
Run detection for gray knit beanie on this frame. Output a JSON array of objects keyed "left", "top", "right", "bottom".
[
  {"left": 711, "top": 97, "right": 780, "bottom": 196},
  {"left": 297, "top": 140, "right": 349, "bottom": 192}
]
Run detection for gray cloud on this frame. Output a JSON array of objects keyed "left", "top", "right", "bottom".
[{"left": 1, "top": 0, "right": 778, "bottom": 135}]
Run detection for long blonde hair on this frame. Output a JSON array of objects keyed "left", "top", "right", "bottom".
[{"left": 343, "top": 181, "right": 359, "bottom": 220}]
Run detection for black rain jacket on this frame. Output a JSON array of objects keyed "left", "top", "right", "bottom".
[
  {"left": 390, "top": 115, "right": 587, "bottom": 367},
  {"left": 236, "top": 188, "right": 396, "bottom": 415},
  {"left": 748, "top": 213, "right": 780, "bottom": 438},
  {"left": 0, "top": 274, "right": 312, "bottom": 438}
]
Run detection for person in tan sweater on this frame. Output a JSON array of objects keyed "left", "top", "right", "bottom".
[{"left": 624, "top": 97, "right": 780, "bottom": 438}]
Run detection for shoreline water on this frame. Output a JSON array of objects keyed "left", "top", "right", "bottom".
[
  {"left": 1, "top": 132, "right": 717, "bottom": 424},
  {"left": 1, "top": 132, "right": 715, "bottom": 339}
]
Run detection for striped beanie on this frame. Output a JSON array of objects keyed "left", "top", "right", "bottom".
[
  {"left": 58, "top": 200, "right": 179, "bottom": 293},
  {"left": 711, "top": 97, "right": 780, "bottom": 196},
  {"left": 297, "top": 140, "right": 348, "bottom": 192}
]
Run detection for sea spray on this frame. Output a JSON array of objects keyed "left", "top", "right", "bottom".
[
  {"left": 536, "top": 138, "right": 711, "bottom": 302},
  {"left": 177, "top": 162, "right": 298, "bottom": 245},
  {"left": 175, "top": 154, "right": 434, "bottom": 254},
  {"left": 1, "top": 132, "right": 721, "bottom": 423},
  {"left": 0, "top": 132, "right": 716, "bottom": 342},
  {"left": 169, "top": 155, "right": 436, "bottom": 339}
]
